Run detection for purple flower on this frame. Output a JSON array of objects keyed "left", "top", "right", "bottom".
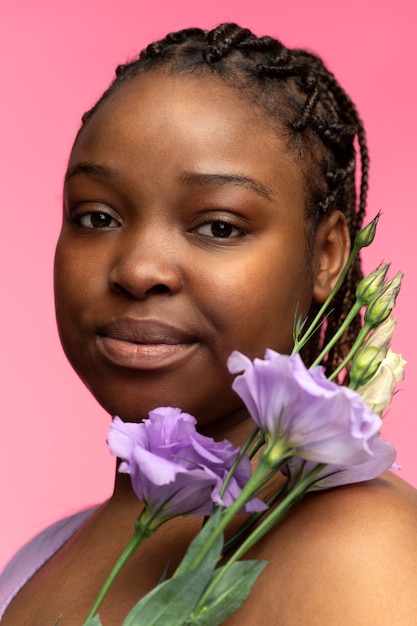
[
  {"left": 107, "top": 408, "right": 265, "bottom": 522},
  {"left": 228, "top": 349, "right": 383, "bottom": 465},
  {"left": 282, "top": 434, "right": 397, "bottom": 491}
]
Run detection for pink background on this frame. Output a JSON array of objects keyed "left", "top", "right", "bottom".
[{"left": 1, "top": 0, "right": 416, "bottom": 570}]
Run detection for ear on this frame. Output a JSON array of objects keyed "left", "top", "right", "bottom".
[{"left": 313, "top": 210, "right": 350, "bottom": 303}]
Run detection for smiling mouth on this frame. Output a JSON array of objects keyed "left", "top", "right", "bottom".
[{"left": 95, "top": 319, "right": 199, "bottom": 370}]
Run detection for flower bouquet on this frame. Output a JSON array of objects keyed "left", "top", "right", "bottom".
[{"left": 81, "top": 214, "right": 404, "bottom": 626}]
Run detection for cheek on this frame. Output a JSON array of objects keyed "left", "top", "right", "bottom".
[
  {"left": 198, "top": 247, "right": 313, "bottom": 356},
  {"left": 55, "top": 243, "right": 77, "bottom": 312},
  {"left": 54, "top": 237, "right": 100, "bottom": 333}
]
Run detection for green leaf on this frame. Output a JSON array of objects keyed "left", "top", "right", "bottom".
[
  {"left": 83, "top": 616, "right": 103, "bottom": 625},
  {"left": 189, "top": 560, "right": 268, "bottom": 626},
  {"left": 174, "top": 509, "right": 223, "bottom": 578},
  {"left": 122, "top": 567, "right": 213, "bottom": 626}
]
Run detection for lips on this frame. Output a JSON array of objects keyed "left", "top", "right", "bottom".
[{"left": 95, "top": 318, "right": 199, "bottom": 370}]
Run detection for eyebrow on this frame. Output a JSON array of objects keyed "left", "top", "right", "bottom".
[
  {"left": 65, "top": 163, "right": 274, "bottom": 200},
  {"left": 64, "top": 163, "right": 119, "bottom": 184},
  {"left": 181, "top": 172, "right": 273, "bottom": 200}
]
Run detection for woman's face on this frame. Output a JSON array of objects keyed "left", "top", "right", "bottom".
[{"left": 55, "top": 71, "right": 340, "bottom": 428}]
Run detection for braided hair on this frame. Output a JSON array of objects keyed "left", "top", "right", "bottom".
[{"left": 80, "top": 23, "right": 369, "bottom": 373}]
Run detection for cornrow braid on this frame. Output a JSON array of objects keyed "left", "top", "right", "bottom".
[{"left": 80, "top": 23, "right": 370, "bottom": 374}]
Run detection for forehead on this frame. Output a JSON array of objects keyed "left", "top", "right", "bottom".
[
  {"left": 79, "top": 69, "right": 271, "bottom": 138},
  {"left": 69, "top": 71, "right": 306, "bottom": 206}
]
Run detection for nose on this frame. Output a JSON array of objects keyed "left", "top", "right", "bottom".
[{"left": 109, "top": 228, "right": 183, "bottom": 300}]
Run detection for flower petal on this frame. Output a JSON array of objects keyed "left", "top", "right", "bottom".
[
  {"left": 229, "top": 350, "right": 383, "bottom": 466},
  {"left": 107, "top": 407, "right": 262, "bottom": 522},
  {"left": 283, "top": 435, "right": 397, "bottom": 492}
]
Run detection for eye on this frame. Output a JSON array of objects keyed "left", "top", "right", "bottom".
[
  {"left": 196, "top": 220, "right": 245, "bottom": 239},
  {"left": 74, "top": 211, "right": 120, "bottom": 229}
]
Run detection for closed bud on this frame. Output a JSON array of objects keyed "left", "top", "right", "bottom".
[
  {"left": 354, "top": 213, "right": 380, "bottom": 249},
  {"left": 356, "top": 263, "right": 390, "bottom": 305},
  {"left": 364, "top": 271, "right": 404, "bottom": 327},
  {"left": 367, "top": 315, "right": 397, "bottom": 348},
  {"left": 357, "top": 349, "right": 406, "bottom": 416},
  {"left": 350, "top": 317, "right": 397, "bottom": 387}
]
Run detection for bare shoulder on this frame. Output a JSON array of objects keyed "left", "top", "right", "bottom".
[{"left": 227, "top": 472, "right": 417, "bottom": 625}]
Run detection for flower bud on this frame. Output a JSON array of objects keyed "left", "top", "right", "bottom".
[
  {"left": 356, "top": 263, "right": 390, "bottom": 305},
  {"left": 368, "top": 315, "right": 397, "bottom": 347},
  {"left": 357, "top": 349, "right": 406, "bottom": 416},
  {"left": 350, "top": 317, "right": 397, "bottom": 387},
  {"left": 354, "top": 212, "right": 380, "bottom": 249},
  {"left": 364, "top": 271, "right": 404, "bottom": 327}
]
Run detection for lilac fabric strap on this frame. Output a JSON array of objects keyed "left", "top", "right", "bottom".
[{"left": 0, "top": 505, "right": 98, "bottom": 619}]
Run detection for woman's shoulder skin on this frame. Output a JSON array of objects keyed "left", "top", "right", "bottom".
[
  {"left": 227, "top": 471, "right": 417, "bottom": 625},
  {"left": 4, "top": 472, "right": 417, "bottom": 625}
]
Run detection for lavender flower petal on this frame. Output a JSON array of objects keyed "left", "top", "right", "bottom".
[
  {"left": 283, "top": 435, "right": 397, "bottom": 492},
  {"left": 228, "top": 349, "right": 383, "bottom": 466},
  {"left": 107, "top": 409, "right": 264, "bottom": 521}
]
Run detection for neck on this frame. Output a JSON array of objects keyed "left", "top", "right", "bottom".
[{"left": 198, "top": 405, "right": 255, "bottom": 447}]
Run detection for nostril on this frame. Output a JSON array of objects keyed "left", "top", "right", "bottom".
[
  {"left": 111, "top": 281, "right": 172, "bottom": 299},
  {"left": 112, "top": 282, "right": 132, "bottom": 297},
  {"left": 109, "top": 254, "right": 183, "bottom": 299},
  {"left": 146, "top": 284, "right": 171, "bottom": 296}
]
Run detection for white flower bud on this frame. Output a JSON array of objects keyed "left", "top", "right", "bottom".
[
  {"left": 357, "top": 349, "right": 406, "bottom": 416},
  {"left": 350, "top": 317, "right": 397, "bottom": 387}
]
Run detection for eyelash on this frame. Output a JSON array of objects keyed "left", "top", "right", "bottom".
[
  {"left": 194, "top": 219, "right": 246, "bottom": 239},
  {"left": 71, "top": 210, "right": 120, "bottom": 229},
  {"left": 70, "top": 209, "right": 247, "bottom": 240}
]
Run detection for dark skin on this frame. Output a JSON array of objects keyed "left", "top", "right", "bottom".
[
  {"left": 4, "top": 72, "right": 417, "bottom": 625},
  {"left": 54, "top": 71, "right": 347, "bottom": 435}
]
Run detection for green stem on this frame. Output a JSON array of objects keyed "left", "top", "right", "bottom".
[
  {"left": 292, "top": 244, "right": 361, "bottom": 355},
  {"left": 194, "top": 464, "right": 325, "bottom": 613},
  {"left": 328, "top": 323, "right": 371, "bottom": 382},
  {"left": 310, "top": 300, "right": 362, "bottom": 369},
  {"left": 219, "top": 427, "right": 260, "bottom": 499},
  {"left": 248, "top": 430, "right": 266, "bottom": 460},
  {"left": 182, "top": 460, "right": 278, "bottom": 573},
  {"left": 83, "top": 514, "right": 155, "bottom": 623},
  {"left": 222, "top": 482, "right": 286, "bottom": 553}
]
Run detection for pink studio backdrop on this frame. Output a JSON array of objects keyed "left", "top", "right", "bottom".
[{"left": 1, "top": 0, "right": 416, "bottom": 570}]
